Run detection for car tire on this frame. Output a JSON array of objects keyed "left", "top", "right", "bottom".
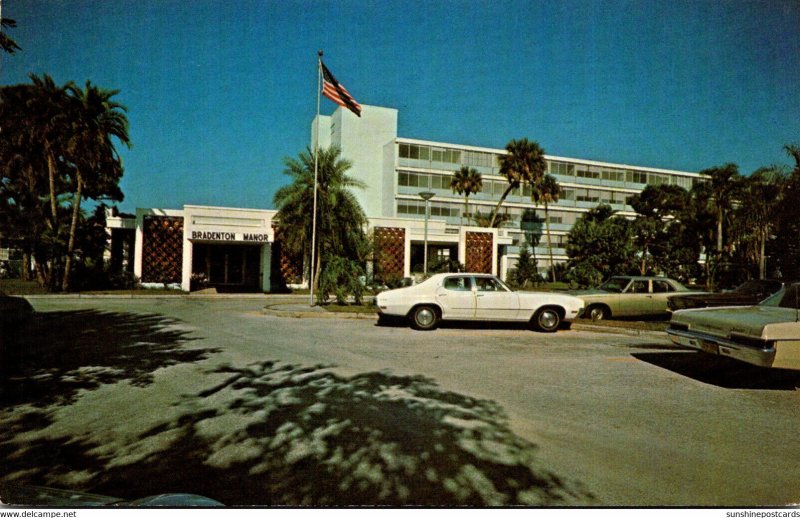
[
  {"left": 587, "top": 305, "right": 609, "bottom": 321},
  {"left": 410, "top": 305, "right": 439, "bottom": 331},
  {"left": 533, "top": 307, "right": 561, "bottom": 333}
]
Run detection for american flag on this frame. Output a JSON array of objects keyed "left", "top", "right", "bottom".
[{"left": 321, "top": 61, "right": 361, "bottom": 117}]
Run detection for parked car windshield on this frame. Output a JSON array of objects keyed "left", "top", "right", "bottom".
[
  {"left": 760, "top": 284, "right": 800, "bottom": 309},
  {"left": 598, "top": 277, "right": 630, "bottom": 293}
]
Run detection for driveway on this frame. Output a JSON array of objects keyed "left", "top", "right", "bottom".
[{"left": 2, "top": 296, "right": 799, "bottom": 506}]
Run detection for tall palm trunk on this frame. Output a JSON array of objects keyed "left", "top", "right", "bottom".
[
  {"left": 46, "top": 150, "right": 58, "bottom": 229},
  {"left": 544, "top": 203, "right": 556, "bottom": 282},
  {"left": 21, "top": 252, "right": 32, "bottom": 281},
  {"left": 758, "top": 227, "right": 767, "bottom": 280},
  {"left": 489, "top": 184, "right": 514, "bottom": 228},
  {"left": 62, "top": 171, "right": 83, "bottom": 291}
]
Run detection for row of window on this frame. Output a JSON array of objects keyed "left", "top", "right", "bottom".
[
  {"left": 399, "top": 143, "right": 463, "bottom": 164},
  {"left": 397, "top": 197, "right": 585, "bottom": 229},
  {"left": 397, "top": 200, "right": 462, "bottom": 218},
  {"left": 508, "top": 231, "right": 569, "bottom": 248},
  {"left": 399, "top": 171, "right": 635, "bottom": 208},
  {"left": 562, "top": 189, "right": 629, "bottom": 205},
  {"left": 549, "top": 160, "right": 697, "bottom": 189},
  {"left": 398, "top": 145, "right": 702, "bottom": 190},
  {"left": 399, "top": 171, "right": 537, "bottom": 198}
]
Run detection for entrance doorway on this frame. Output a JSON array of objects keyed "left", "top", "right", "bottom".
[
  {"left": 410, "top": 244, "right": 459, "bottom": 274},
  {"left": 192, "top": 243, "right": 262, "bottom": 292}
]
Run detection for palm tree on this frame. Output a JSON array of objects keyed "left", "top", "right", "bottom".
[
  {"left": 489, "top": 138, "right": 546, "bottom": 228},
  {"left": 27, "top": 74, "right": 70, "bottom": 233},
  {"left": 0, "top": 85, "right": 44, "bottom": 282},
  {"left": 9, "top": 75, "right": 74, "bottom": 289},
  {"left": 698, "top": 163, "right": 741, "bottom": 254},
  {"left": 695, "top": 164, "right": 741, "bottom": 288},
  {"left": 1, "top": 17, "right": 21, "bottom": 54},
  {"left": 471, "top": 210, "right": 511, "bottom": 228},
  {"left": 450, "top": 166, "right": 482, "bottom": 225},
  {"left": 61, "top": 81, "right": 130, "bottom": 291},
  {"left": 530, "top": 174, "right": 560, "bottom": 282},
  {"left": 732, "top": 167, "right": 785, "bottom": 279},
  {"left": 273, "top": 146, "right": 368, "bottom": 298},
  {"left": 773, "top": 144, "right": 800, "bottom": 278}
]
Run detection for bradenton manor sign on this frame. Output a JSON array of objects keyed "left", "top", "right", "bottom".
[{"left": 191, "top": 230, "right": 270, "bottom": 243}]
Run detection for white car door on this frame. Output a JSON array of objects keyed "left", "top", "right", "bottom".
[
  {"left": 474, "top": 276, "right": 520, "bottom": 320},
  {"left": 435, "top": 275, "right": 476, "bottom": 319}
]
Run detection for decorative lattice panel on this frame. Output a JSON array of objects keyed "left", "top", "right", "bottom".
[
  {"left": 465, "top": 231, "right": 493, "bottom": 274},
  {"left": 142, "top": 216, "right": 184, "bottom": 283},
  {"left": 272, "top": 225, "right": 303, "bottom": 285},
  {"left": 373, "top": 227, "right": 406, "bottom": 279}
]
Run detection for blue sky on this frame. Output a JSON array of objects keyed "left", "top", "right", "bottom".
[{"left": 2, "top": 0, "right": 799, "bottom": 212}]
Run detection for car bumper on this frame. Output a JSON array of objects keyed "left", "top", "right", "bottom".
[{"left": 666, "top": 327, "right": 776, "bottom": 368}]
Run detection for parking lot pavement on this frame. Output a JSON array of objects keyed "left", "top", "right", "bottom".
[{"left": 2, "top": 297, "right": 799, "bottom": 506}]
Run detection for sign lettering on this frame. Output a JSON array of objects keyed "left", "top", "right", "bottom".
[{"left": 191, "top": 230, "right": 270, "bottom": 243}]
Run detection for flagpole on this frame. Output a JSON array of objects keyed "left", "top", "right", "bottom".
[{"left": 310, "top": 50, "right": 322, "bottom": 306}]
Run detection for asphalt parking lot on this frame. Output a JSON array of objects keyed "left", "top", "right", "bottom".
[{"left": 2, "top": 296, "right": 799, "bottom": 506}]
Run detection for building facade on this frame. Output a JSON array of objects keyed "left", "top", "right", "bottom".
[
  {"left": 314, "top": 104, "right": 704, "bottom": 280},
  {"left": 110, "top": 104, "right": 704, "bottom": 292}
]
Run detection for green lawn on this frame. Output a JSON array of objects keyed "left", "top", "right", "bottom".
[
  {"left": 0, "top": 279, "right": 49, "bottom": 295},
  {"left": 321, "top": 303, "right": 378, "bottom": 314}
]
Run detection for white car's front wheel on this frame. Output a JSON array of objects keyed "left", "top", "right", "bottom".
[
  {"left": 533, "top": 307, "right": 561, "bottom": 333},
  {"left": 410, "top": 305, "right": 439, "bottom": 331}
]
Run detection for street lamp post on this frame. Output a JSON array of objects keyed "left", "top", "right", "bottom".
[{"left": 419, "top": 191, "right": 435, "bottom": 276}]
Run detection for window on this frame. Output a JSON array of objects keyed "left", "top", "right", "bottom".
[
  {"left": 653, "top": 280, "right": 674, "bottom": 293},
  {"left": 629, "top": 280, "right": 649, "bottom": 293},
  {"left": 444, "top": 276, "right": 471, "bottom": 291},
  {"left": 626, "top": 171, "right": 648, "bottom": 184},
  {"left": 549, "top": 161, "right": 575, "bottom": 176},
  {"left": 576, "top": 189, "right": 600, "bottom": 203},
  {"left": 576, "top": 169, "right": 601, "bottom": 179},
  {"left": 648, "top": 174, "right": 669, "bottom": 186},
  {"left": 474, "top": 277, "right": 506, "bottom": 292},
  {"left": 601, "top": 169, "right": 625, "bottom": 182}
]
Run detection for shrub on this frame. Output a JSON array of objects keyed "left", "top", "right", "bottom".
[{"left": 317, "top": 255, "right": 365, "bottom": 305}]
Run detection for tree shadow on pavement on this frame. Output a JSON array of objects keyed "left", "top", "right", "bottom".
[
  {"left": 632, "top": 351, "right": 800, "bottom": 390},
  {"left": 0, "top": 310, "right": 215, "bottom": 408},
  {"left": 1, "top": 362, "right": 595, "bottom": 506}
]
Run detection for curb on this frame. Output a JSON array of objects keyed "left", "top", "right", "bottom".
[
  {"left": 262, "top": 304, "right": 378, "bottom": 320},
  {"left": 572, "top": 322, "right": 668, "bottom": 338}
]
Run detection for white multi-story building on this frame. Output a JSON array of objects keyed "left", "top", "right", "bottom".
[
  {"left": 314, "top": 104, "right": 704, "bottom": 280},
  {"left": 109, "top": 104, "right": 704, "bottom": 292}
]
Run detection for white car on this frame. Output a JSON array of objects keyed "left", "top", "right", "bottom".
[
  {"left": 667, "top": 283, "right": 800, "bottom": 370},
  {"left": 375, "top": 273, "right": 585, "bottom": 332}
]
